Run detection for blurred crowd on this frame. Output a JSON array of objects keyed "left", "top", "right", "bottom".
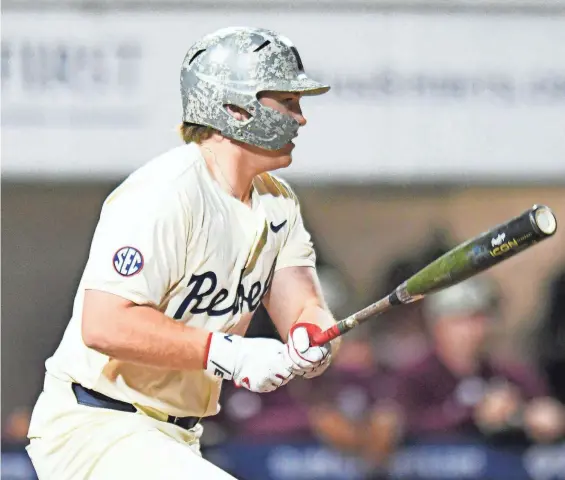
[{"left": 3, "top": 242, "right": 565, "bottom": 480}]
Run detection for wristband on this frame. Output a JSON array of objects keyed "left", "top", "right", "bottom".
[{"left": 204, "top": 332, "right": 238, "bottom": 380}]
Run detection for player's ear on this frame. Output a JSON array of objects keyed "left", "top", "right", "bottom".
[{"left": 224, "top": 104, "right": 251, "bottom": 122}]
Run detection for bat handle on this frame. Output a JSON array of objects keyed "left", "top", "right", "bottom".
[
  {"left": 310, "top": 296, "right": 394, "bottom": 346},
  {"left": 310, "top": 320, "right": 352, "bottom": 346}
]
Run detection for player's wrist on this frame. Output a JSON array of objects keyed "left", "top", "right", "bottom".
[{"left": 204, "top": 332, "right": 242, "bottom": 381}]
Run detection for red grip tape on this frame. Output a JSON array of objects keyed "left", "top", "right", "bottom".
[
  {"left": 290, "top": 322, "right": 323, "bottom": 341},
  {"left": 311, "top": 324, "right": 340, "bottom": 346}
]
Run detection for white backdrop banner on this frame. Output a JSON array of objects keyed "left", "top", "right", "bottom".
[{"left": 2, "top": 12, "right": 565, "bottom": 182}]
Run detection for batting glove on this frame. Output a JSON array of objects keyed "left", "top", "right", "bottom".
[
  {"left": 286, "top": 323, "right": 332, "bottom": 379},
  {"left": 204, "top": 332, "right": 295, "bottom": 393}
]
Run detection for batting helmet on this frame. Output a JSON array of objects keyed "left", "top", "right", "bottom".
[{"left": 180, "top": 27, "right": 330, "bottom": 151}]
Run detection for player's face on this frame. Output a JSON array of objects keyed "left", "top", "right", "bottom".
[
  {"left": 253, "top": 91, "right": 307, "bottom": 167},
  {"left": 226, "top": 92, "right": 307, "bottom": 171},
  {"left": 259, "top": 91, "right": 307, "bottom": 127}
]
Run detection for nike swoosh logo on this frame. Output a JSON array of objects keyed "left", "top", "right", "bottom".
[{"left": 270, "top": 220, "right": 287, "bottom": 233}]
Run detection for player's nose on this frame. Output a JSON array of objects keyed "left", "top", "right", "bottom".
[{"left": 294, "top": 111, "right": 307, "bottom": 127}]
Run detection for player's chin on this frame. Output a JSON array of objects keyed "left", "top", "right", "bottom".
[
  {"left": 278, "top": 153, "right": 293, "bottom": 168},
  {"left": 275, "top": 143, "right": 295, "bottom": 167},
  {"left": 259, "top": 142, "right": 294, "bottom": 169}
]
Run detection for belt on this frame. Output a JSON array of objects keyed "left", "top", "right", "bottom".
[{"left": 71, "top": 383, "right": 200, "bottom": 430}]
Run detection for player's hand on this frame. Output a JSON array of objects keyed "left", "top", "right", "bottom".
[
  {"left": 286, "top": 323, "right": 332, "bottom": 379},
  {"left": 205, "top": 333, "right": 295, "bottom": 393}
]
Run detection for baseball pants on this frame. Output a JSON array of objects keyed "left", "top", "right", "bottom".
[{"left": 26, "top": 374, "right": 236, "bottom": 480}]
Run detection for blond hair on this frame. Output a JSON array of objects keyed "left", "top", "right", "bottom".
[{"left": 178, "top": 122, "right": 216, "bottom": 144}]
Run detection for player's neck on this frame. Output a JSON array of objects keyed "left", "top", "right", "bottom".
[{"left": 199, "top": 143, "right": 260, "bottom": 206}]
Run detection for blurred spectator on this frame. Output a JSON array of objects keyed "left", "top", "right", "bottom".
[
  {"left": 296, "top": 330, "right": 399, "bottom": 479},
  {"left": 207, "top": 381, "right": 315, "bottom": 444},
  {"left": 537, "top": 265, "right": 565, "bottom": 405},
  {"left": 1, "top": 407, "right": 32, "bottom": 451},
  {"left": 388, "top": 277, "right": 565, "bottom": 447},
  {"left": 371, "top": 232, "right": 453, "bottom": 372}
]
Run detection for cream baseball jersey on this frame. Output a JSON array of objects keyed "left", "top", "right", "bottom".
[{"left": 44, "top": 143, "right": 315, "bottom": 418}]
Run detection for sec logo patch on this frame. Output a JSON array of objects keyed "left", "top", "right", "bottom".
[{"left": 113, "top": 247, "right": 144, "bottom": 277}]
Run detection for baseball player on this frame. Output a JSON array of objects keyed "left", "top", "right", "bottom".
[{"left": 26, "top": 27, "right": 341, "bottom": 479}]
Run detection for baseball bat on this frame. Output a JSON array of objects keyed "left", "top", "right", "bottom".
[{"left": 311, "top": 204, "right": 558, "bottom": 346}]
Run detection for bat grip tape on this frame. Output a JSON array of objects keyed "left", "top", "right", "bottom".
[{"left": 310, "top": 324, "right": 341, "bottom": 346}]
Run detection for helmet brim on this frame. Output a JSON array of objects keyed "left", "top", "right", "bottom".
[{"left": 260, "top": 75, "right": 330, "bottom": 96}]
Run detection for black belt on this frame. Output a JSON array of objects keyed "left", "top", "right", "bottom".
[{"left": 71, "top": 383, "right": 200, "bottom": 430}]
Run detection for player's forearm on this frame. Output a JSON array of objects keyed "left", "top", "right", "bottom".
[
  {"left": 82, "top": 291, "right": 209, "bottom": 371},
  {"left": 266, "top": 265, "right": 341, "bottom": 352}
]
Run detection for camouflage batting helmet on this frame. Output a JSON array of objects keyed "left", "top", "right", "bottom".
[{"left": 180, "top": 27, "right": 330, "bottom": 151}]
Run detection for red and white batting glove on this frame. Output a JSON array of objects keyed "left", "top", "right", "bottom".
[
  {"left": 286, "top": 323, "right": 332, "bottom": 379},
  {"left": 204, "top": 332, "right": 295, "bottom": 393}
]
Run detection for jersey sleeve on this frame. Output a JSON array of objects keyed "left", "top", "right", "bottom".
[
  {"left": 275, "top": 181, "right": 316, "bottom": 271},
  {"left": 81, "top": 184, "right": 190, "bottom": 307}
]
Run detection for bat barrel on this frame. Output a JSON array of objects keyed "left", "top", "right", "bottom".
[{"left": 400, "top": 205, "right": 558, "bottom": 302}]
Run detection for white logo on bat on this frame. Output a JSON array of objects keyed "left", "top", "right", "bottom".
[{"left": 491, "top": 233, "right": 506, "bottom": 247}]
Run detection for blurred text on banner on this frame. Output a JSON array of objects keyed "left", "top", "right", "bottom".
[{"left": 2, "top": 11, "right": 564, "bottom": 183}]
